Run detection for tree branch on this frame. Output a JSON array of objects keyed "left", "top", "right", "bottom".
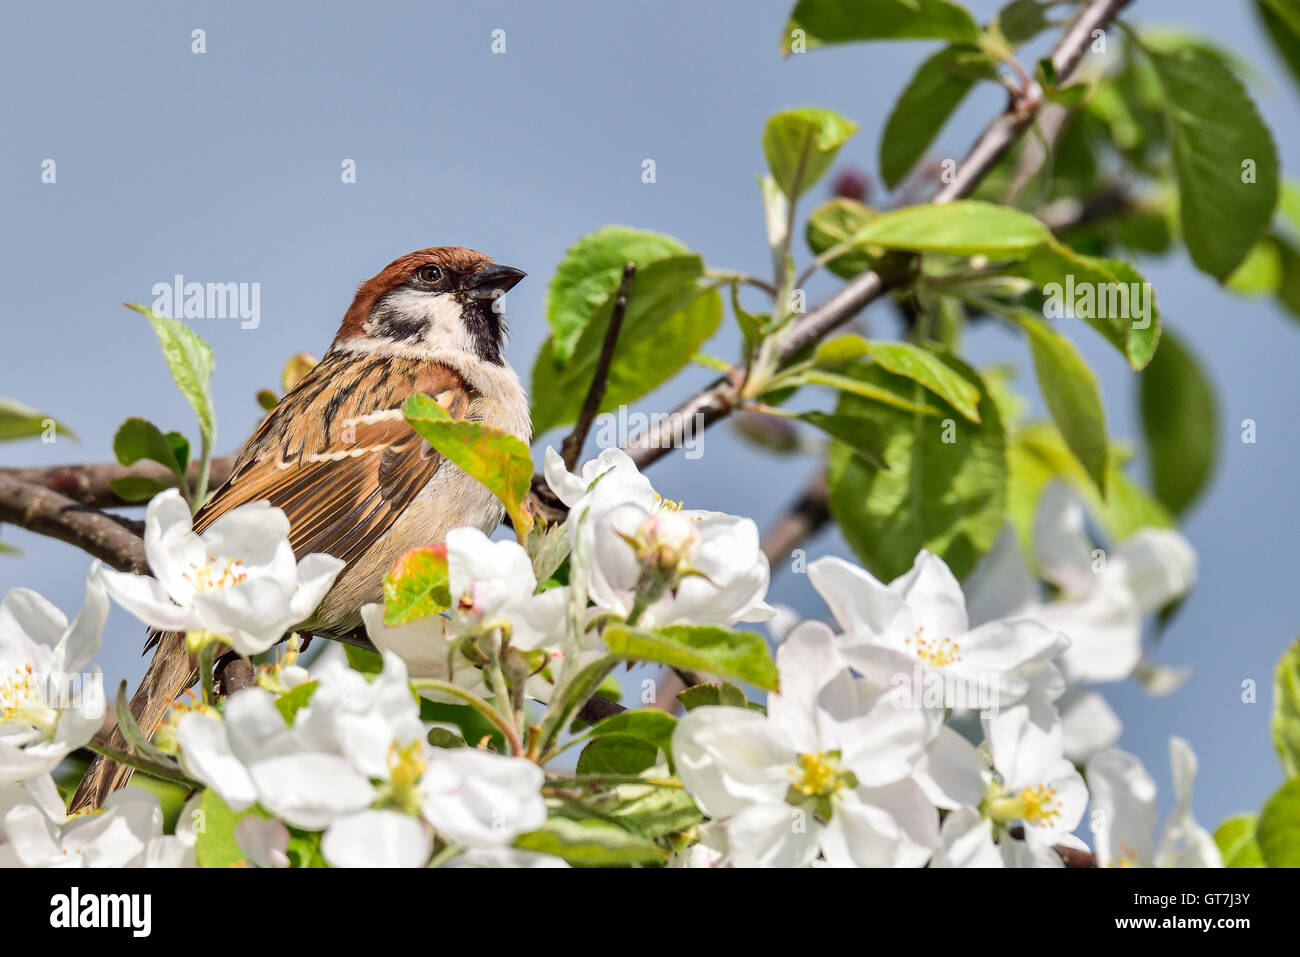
[
  {"left": 0, "top": 476, "right": 147, "bottom": 572},
  {"left": 0, "top": 456, "right": 234, "bottom": 510},
  {"left": 561, "top": 263, "right": 636, "bottom": 470},
  {"left": 620, "top": 0, "right": 1131, "bottom": 470}
]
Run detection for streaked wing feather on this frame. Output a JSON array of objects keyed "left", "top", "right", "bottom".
[{"left": 192, "top": 353, "right": 470, "bottom": 571}]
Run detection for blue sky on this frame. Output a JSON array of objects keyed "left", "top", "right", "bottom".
[{"left": 2, "top": 0, "right": 1297, "bottom": 829}]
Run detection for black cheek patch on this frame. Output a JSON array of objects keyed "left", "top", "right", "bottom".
[
  {"left": 373, "top": 311, "right": 428, "bottom": 342},
  {"left": 463, "top": 300, "right": 506, "bottom": 365}
]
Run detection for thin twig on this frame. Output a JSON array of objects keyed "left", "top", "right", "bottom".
[{"left": 560, "top": 263, "right": 636, "bottom": 470}]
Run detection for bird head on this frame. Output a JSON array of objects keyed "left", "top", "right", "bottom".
[{"left": 333, "top": 246, "right": 526, "bottom": 365}]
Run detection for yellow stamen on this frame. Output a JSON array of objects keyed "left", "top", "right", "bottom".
[
  {"left": 904, "top": 626, "right": 962, "bottom": 667},
  {"left": 788, "top": 752, "right": 847, "bottom": 799},
  {"left": 182, "top": 556, "right": 249, "bottom": 592}
]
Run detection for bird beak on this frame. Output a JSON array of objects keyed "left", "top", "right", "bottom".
[{"left": 465, "top": 263, "right": 527, "bottom": 300}]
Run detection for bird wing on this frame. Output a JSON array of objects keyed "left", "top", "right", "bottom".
[{"left": 193, "top": 350, "right": 471, "bottom": 568}]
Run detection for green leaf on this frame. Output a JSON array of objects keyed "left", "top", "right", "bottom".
[
  {"left": 1045, "top": 82, "right": 1090, "bottom": 108},
  {"left": 1012, "top": 240, "right": 1161, "bottom": 370},
  {"left": 782, "top": 0, "right": 981, "bottom": 53},
  {"left": 531, "top": 259, "right": 722, "bottom": 434},
  {"left": 546, "top": 226, "right": 689, "bottom": 365},
  {"left": 604, "top": 783, "right": 702, "bottom": 838},
  {"left": 678, "top": 682, "right": 750, "bottom": 711},
  {"left": 854, "top": 201, "right": 1050, "bottom": 256},
  {"left": 762, "top": 108, "right": 858, "bottom": 201},
  {"left": 1275, "top": 235, "right": 1300, "bottom": 322},
  {"left": 797, "top": 411, "right": 887, "bottom": 469},
  {"left": 1257, "top": 776, "right": 1300, "bottom": 867},
  {"left": 827, "top": 355, "right": 1006, "bottom": 581},
  {"left": 577, "top": 737, "right": 658, "bottom": 776},
  {"left": 1225, "top": 237, "right": 1283, "bottom": 295},
  {"left": 194, "top": 789, "right": 251, "bottom": 868},
  {"left": 108, "top": 475, "right": 174, "bottom": 503},
  {"left": 795, "top": 368, "right": 942, "bottom": 416},
  {"left": 603, "top": 624, "right": 779, "bottom": 691},
  {"left": 166, "top": 431, "right": 191, "bottom": 475},
  {"left": 127, "top": 304, "right": 216, "bottom": 447},
  {"left": 993, "top": 0, "right": 1052, "bottom": 46},
  {"left": 274, "top": 681, "right": 318, "bottom": 723},
  {"left": 403, "top": 394, "right": 535, "bottom": 534},
  {"left": 1256, "top": 0, "right": 1300, "bottom": 104},
  {"left": 1282, "top": 180, "right": 1300, "bottom": 236},
  {"left": 729, "top": 282, "right": 766, "bottom": 350},
  {"left": 1137, "top": 40, "right": 1279, "bottom": 280},
  {"left": 0, "top": 400, "right": 76, "bottom": 442},
  {"left": 1273, "top": 636, "right": 1300, "bottom": 778},
  {"left": 1214, "top": 814, "right": 1266, "bottom": 868},
  {"left": 344, "top": 643, "right": 384, "bottom": 675},
  {"left": 880, "top": 45, "right": 993, "bottom": 190},
  {"left": 805, "top": 198, "right": 878, "bottom": 279},
  {"left": 112, "top": 416, "right": 186, "bottom": 479},
  {"left": 861, "top": 340, "right": 981, "bottom": 423},
  {"left": 382, "top": 544, "right": 451, "bottom": 625},
  {"left": 514, "top": 815, "right": 668, "bottom": 866},
  {"left": 1013, "top": 312, "right": 1109, "bottom": 496},
  {"left": 585, "top": 709, "right": 678, "bottom": 756},
  {"left": 285, "top": 828, "right": 328, "bottom": 868},
  {"left": 525, "top": 522, "right": 571, "bottom": 587},
  {"left": 1139, "top": 329, "right": 1218, "bottom": 515}
]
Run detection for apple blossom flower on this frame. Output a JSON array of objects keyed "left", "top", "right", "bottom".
[
  {"left": 1086, "top": 737, "right": 1221, "bottom": 867},
  {"left": 173, "top": 649, "right": 547, "bottom": 865},
  {"left": 969, "top": 484, "right": 1195, "bottom": 686},
  {"left": 672, "top": 623, "right": 938, "bottom": 867},
  {"left": 362, "top": 527, "right": 569, "bottom": 701},
  {"left": 99, "top": 488, "right": 345, "bottom": 656},
  {"left": 1, "top": 789, "right": 187, "bottom": 868},
  {"left": 808, "top": 550, "right": 1067, "bottom": 711},
  {"left": 544, "top": 447, "right": 773, "bottom": 628},
  {"left": 1033, "top": 484, "right": 1195, "bottom": 683},
  {"left": 0, "top": 565, "right": 109, "bottom": 785},
  {"left": 914, "top": 676, "right": 1087, "bottom": 864},
  {"left": 417, "top": 746, "right": 546, "bottom": 848},
  {"left": 175, "top": 686, "right": 375, "bottom": 830}
]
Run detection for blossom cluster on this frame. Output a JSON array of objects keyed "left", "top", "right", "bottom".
[{"left": 0, "top": 446, "right": 1218, "bottom": 868}]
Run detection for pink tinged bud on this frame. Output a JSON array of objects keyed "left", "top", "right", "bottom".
[{"left": 832, "top": 167, "right": 870, "bottom": 202}]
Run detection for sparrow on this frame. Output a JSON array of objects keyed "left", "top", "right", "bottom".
[{"left": 71, "top": 246, "right": 530, "bottom": 811}]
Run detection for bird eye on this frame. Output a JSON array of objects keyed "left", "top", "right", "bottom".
[{"left": 416, "top": 265, "right": 442, "bottom": 283}]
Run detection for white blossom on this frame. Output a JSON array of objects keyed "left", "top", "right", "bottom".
[
  {"left": 0, "top": 565, "right": 108, "bottom": 785},
  {"left": 100, "top": 489, "right": 344, "bottom": 656}
]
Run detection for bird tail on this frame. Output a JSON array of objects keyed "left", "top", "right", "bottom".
[{"left": 68, "top": 631, "right": 198, "bottom": 814}]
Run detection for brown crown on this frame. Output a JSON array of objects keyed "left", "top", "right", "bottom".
[{"left": 334, "top": 246, "right": 494, "bottom": 342}]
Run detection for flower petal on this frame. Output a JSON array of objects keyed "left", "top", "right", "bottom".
[{"left": 323, "top": 810, "right": 432, "bottom": 868}]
